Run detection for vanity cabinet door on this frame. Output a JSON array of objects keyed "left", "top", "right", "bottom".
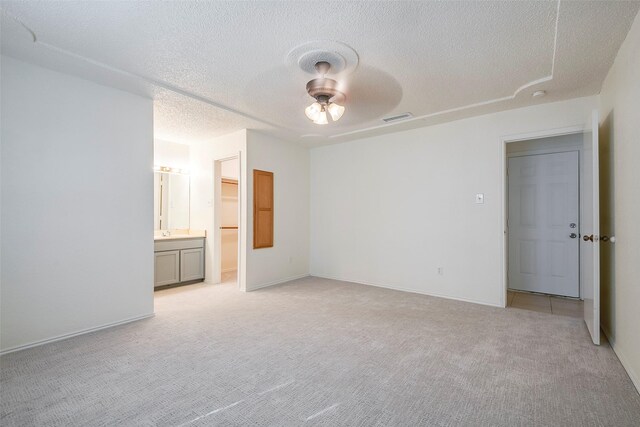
[
  {"left": 154, "top": 250, "right": 180, "bottom": 287},
  {"left": 180, "top": 248, "right": 204, "bottom": 282}
]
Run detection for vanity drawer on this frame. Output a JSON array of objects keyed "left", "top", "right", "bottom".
[{"left": 154, "top": 238, "right": 204, "bottom": 252}]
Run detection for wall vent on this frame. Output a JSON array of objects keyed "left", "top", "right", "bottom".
[{"left": 382, "top": 112, "right": 413, "bottom": 123}]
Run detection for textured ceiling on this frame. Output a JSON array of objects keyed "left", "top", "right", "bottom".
[{"left": 1, "top": 1, "right": 638, "bottom": 146}]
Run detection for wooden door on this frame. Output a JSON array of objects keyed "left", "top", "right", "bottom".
[{"left": 253, "top": 170, "right": 273, "bottom": 249}]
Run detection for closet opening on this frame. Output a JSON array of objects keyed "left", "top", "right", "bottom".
[{"left": 217, "top": 157, "right": 240, "bottom": 288}]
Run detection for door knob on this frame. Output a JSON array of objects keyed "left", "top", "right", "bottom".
[
  {"left": 570, "top": 233, "right": 577, "bottom": 239},
  {"left": 601, "top": 235, "right": 616, "bottom": 243},
  {"left": 583, "top": 235, "right": 593, "bottom": 242}
]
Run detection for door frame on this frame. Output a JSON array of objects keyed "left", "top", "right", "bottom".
[
  {"left": 500, "top": 125, "right": 586, "bottom": 307},
  {"left": 213, "top": 153, "right": 245, "bottom": 291}
]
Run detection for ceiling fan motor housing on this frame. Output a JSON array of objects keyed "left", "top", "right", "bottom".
[{"left": 306, "top": 77, "right": 346, "bottom": 105}]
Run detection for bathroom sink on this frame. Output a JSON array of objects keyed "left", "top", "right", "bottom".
[
  {"left": 154, "top": 234, "right": 191, "bottom": 241},
  {"left": 153, "top": 230, "right": 206, "bottom": 241}
]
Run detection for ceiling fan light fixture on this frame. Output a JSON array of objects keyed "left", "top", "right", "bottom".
[
  {"left": 327, "top": 102, "right": 345, "bottom": 121},
  {"left": 304, "top": 61, "right": 346, "bottom": 124},
  {"left": 313, "top": 107, "right": 328, "bottom": 125},
  {"left": 305, "top": 102, "right": 322, "bottom": 121}
]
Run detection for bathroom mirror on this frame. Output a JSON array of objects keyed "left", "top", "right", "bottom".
[{"left": 154, "top": 172, "right": 190, "bottom": 230}]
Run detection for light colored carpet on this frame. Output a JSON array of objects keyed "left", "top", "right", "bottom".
[{"left": 1, "top": 276, "right": 639, "bottom": 426}]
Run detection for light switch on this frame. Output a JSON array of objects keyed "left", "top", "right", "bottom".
[{"left": 475, "top": 193, "right": 484, "bottom": 204}]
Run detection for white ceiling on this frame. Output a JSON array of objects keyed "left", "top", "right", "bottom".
[{"left": 1, "top": 1, "right": 638, "bottom": 146}]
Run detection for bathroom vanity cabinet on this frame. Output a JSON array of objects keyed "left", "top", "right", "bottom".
[{"left": 154, "top": 237, "right": 205, "bottom": 287}]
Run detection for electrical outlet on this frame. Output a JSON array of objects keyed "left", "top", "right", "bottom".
[{"left": 437, "top": 267, "right": 444, "bottom": 275}]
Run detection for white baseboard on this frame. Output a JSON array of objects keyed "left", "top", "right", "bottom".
[
  {"left": 0, "top": 313, "right": 155, "bottom": 356},
  {"left": 311, "top": 274, "right": 504, "bottom": 308},
  {"left": 602, "top": 326, "right": 640, "bottom": 394},
  {"left": 247, "top": 274, "right": 310, "bottom": 291}
]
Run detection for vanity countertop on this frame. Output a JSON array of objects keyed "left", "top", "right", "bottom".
[{"left": 154, "top": 230, "right": 206, "bottom": 241}]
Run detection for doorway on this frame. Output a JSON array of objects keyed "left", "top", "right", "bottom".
[
  {"left": 503, "top": 112, "right": 601, "bottom": 344},
  {"left": 217, "top": 157, "right": 240, "bottom": 287},
  {"left": 505, "top": 133, "right": 584, "bottom": 316}
]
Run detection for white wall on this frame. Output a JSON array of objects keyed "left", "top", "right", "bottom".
[
  {"left": 246, "top": 130, "right": 310, "bottom": 290},
  {"left": 1, "top": 56, "right": 154, "bottom": 353},
  {"left": 189, "top": 130, "right": 247, "bottom": 286},
  {"left": 310, "top": 96, "right": 597, "bottom": 307},
  {"left": 189, "top": 130, "right": 309, "bottom": 290},
  {"left": 598, "top": 12, "right": 640, "bottom": 391},
  {"left": 154, "top": 139, "right": 190, "bottom": 170}
]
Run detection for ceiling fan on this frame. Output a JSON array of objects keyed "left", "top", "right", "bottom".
[{"left": 304, "top": 61, "right": 346, "bottom": 125}]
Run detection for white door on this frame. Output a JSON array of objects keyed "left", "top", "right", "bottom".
[
  {"left": 508, "top": 151, "right": 580, "bottom": 297},
  {"left": 581, "top": 110, "right": 600, "bottom": 345}
]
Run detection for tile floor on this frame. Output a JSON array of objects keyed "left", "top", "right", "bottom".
[{"left": 507, "top": 290, "right": 583, "bottom": 318}]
